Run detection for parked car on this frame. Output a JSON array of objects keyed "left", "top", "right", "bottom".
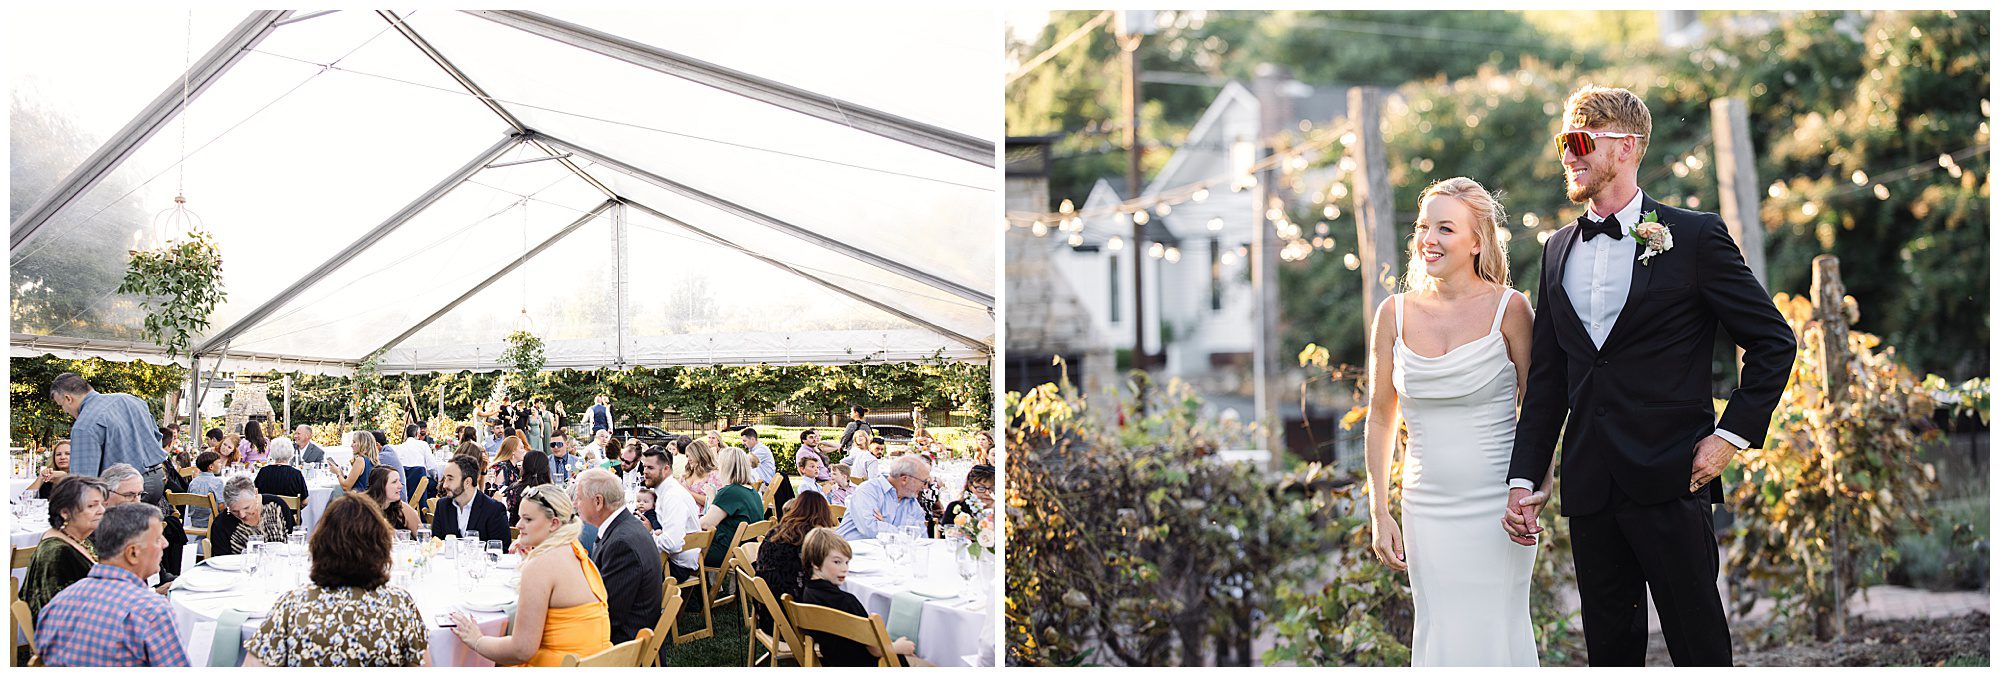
[
  {"left": 611, "top": 425, "right": 677, "bottom": 448},
  {"left": 865, "top": 425, "right": 916, "bottom": 443}
]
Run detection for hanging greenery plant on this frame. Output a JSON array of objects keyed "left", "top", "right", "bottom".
[
  {"left": 501, "top": 330, "right": 546, "bottom": 397},
  {"left": 116, "top": 228, "right": 227, "bottom": 359}
]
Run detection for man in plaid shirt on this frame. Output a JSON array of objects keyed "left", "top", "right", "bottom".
[{"left": 34, "top": 502, "right": 188, "bottom": 667}]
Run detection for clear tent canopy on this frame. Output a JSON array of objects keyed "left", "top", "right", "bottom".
[{"left": 9, "top": 9, "right": 996, "bottom": 378}]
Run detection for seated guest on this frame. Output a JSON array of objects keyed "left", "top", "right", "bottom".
[
  {"left": 754, "top": 491, "right": 834, "bottom": 630},
  {"left": 834, "top": 455, "right": 931, "bottom": 540},
  {"left": 100, "top": 464, "right": 184, "bottom": 586},
  {"left": 22, "top": 476, "right": 108, "bottom": 620},
  {"left": 34, "top": 503, "right": 188, "bottom": 666},
  {"left": 244, "top": 495, "right": 427, "bottom": 666},
  {"left": 340, "top": 432, "right": 380, "bottom": 493},
  {"left": 363, "top": 467, "right": 423, "bottom": 533},
  {"left": 841, "top": 429, "right": 878, "bottom": 482},
  {"left": 942, "top": 464, "right": 996, "bottom": 529},
  {"left": 507, "top": 451, "right": 553, "bottom": 525},
  {"left": 638, "top": 447, "right": 703, "bottom": 581},
  {"left": 488, "top": 437, "right": 524, "bottom": 496},
  {"left": 574, "top": 469, "right": 662, "bottom": 644},
  {"left": 972, "top": 430, "right": 994, "bottom": 466},
  {"left": 548, "top": 431, "right": 583, "bottom": 485},
  {"left": 160, "top": 429, "right": 191, "bottom": 494},
  {"left": 797, "top": 429, "right": 833, "bottom": 481},
  {"left": 293, "top": 424, "right": 326, "bottom": 465},
  {"left": 795, "top": 452, "right": 828, "bottom": 497},
  {"left": 23, "top": 440, "right": 72, "bottom": 500},
  {"left": 210, "top": 476, "right": 293, "bottom": 558},
  {"left": 796, "top": 527, "right": 916, "bottom": 666},
  {"left": 372, "top": 430, "right": 402, "bottom": 471},
  {"left": 431, "top": 456, "right": 512, "bottom": 550},
  {"left": 239, "top": 421, "right": 272, "bottom": 465},
  {"left": 185, "top": 451, "right": 226, "bottom": 530},
  {"left": 698, "top": 448, "right": 764, "bottom": 568},
  {"left": 825, "top": 463, "right": 856, "bottom": 506},
  {"left": 253, "top": 438, "right": 308, "bottom": 501},
  {"left": 450, "top": 484, "right": 612, "bottom": 666},
  {"left": 220, "top": 432, "right": 244, "bottom": 467},
  {"left": 680, "top": 440, "right": 723, "bottom": 508},
  {"left": 633, "top": 487, "right": 660, "bottom": 531},
  {"left": 615, "top": 440, "right": 644, "bottom": 481}
]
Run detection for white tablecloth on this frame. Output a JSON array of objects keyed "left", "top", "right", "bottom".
[
  {"left": 297, "top": 479, "right": 344, "bottom": 533},
  {"left": 841, "top": 539, "right": 994, "bottom": 667},
  {"left": 169, "top": 547, "right": 515, "bottom": 666},
  {"left": 9, "top": 477, "right": 34, "bottom": 500}
]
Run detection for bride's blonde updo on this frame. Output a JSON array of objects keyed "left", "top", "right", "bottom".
[{"left": 1403, "top": 176, "right": 1510, "bottom": 294}]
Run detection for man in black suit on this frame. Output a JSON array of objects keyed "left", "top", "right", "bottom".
[
  {"left": 574, "top": 468, "right": 663, "bottom": 644},
  {"left": 1505, "top": 86, "right": 1797, "bottom": 667},
  {"left": 430, "top": 456, "right": 512, "bottom": 550}
]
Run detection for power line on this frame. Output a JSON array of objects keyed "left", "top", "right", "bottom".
[{"left": 1008, "top": 10, "right": 1114, "bottom": 86}]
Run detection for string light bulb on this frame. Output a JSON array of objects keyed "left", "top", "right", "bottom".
[{"left": 1107, "top": 236, "right": 1125, "bottom": 251}]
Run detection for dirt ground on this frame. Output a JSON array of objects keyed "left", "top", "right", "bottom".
[{"left": 1624, "top": 613, "right": 1992, "bottom": 667}]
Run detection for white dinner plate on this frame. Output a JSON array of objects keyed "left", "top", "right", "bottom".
[
  {"left": 846, "top": 560, "right": 882, "bottom": 575},
  {"left": 461, "top": 590, "right": 514, "bottom": 613},
  {"left": 231, "top": 596, "right": 279, "bottom": 617},
  {"left": 204, "top": 554, "right": 246, "bottom": 571},
  {"left": 496, "top": 553, "right": 522, "bottom": 569},
  {"left": 908, "top": 580, "right": 958, "bottom": 599},
  {"left": 175, "top": 568, "right": 237, "bottom": 592}
]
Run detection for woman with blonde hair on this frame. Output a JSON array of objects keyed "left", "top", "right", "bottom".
[
  {"left": 1360, "top": 176, "right": 1539, "bottom": 665},
  {"left": 680, "top": 439, "right": 722, "bottom": 508},
  {"left": 449, "top": 484, "right": 612, "bottom": 666},
  {"left": 340, "top": 431, "right": 381, "bottom": 493},
  {"left": 696, "top": 447, "right": 762, "bottom": 568}
]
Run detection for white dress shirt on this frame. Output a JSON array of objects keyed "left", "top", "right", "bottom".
[
  {"left": 1511, "top": 191, "right": 1747, "bottom": 493},
  {"left": 649, "top": 477, "right": 704, "bottom": 571}
]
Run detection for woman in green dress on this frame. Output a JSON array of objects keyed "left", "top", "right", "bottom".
[
  {"left": 697, "top": 447, "right": 764, "bottom": 568},
  {"left": 21, "top": 475, "right": 108, "bottom": 620}
]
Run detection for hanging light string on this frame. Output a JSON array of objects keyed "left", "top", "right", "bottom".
[{"left": 1003, "top": 119, "right": 1356, "bottom": 230}]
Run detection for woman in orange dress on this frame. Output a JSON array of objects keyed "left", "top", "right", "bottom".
[{"left": 448, "top": 484, "right": 612, "bottom": 666}]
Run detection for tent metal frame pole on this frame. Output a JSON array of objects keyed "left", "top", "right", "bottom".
[
  {"left": 192, "top": 133, "right": 527, "bottom": 357},
  {"left": 621, "top": 199, "right": 989, "bottom": 353},
  {"left": 536, "top": 132, "right": 994, "bottom": 309},
  {"left": 369, "top": 199, "right": 621, "bottom": 357},
  {"left": 377, "top": 10, "right": 617, "bottom": 200},
  {"left": 466, "top": 10, "right": 995, "bottom": 167},
  {"left": 10, "top": 10, "right": 293, "bottom": 250},
  {"left": 613, "top": 203, "right": 630, "bottom": 368}
]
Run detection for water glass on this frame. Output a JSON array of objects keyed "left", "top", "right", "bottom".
[
  {"left": 956, "top": 546, "right": 979, "bottom": 596},
  {"left": 415, "top": 527, "right": 432, "bottom": 544},
  {"left": 395, "top": 529, "right": 412, "bottom": 543},
  {"left": 911, "top": 538, "right": 932, "bottom": 573}
]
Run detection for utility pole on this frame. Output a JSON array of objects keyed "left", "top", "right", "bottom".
[
  {"left": 1349, "top": 87, "right": 1397, "bottom": 319},
  {"left": 1117, "top": 11, "right": 1154, "bottom": 373},
  {"left": 1251, "top": 64, "right": 1292, "bottom": 461}
]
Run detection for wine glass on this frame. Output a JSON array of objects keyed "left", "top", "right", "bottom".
[
  {"left": 458, "top": 547, "right": 482, "bottom": 591},
  {"left": 415, "top": 527, "right": 433, "bottom": 544},
  {"left": 882, "top": 531, "right": 907, "bottom": 583},
  {"left": 955, "top": 545, "right": 979, "bottom": 597}
]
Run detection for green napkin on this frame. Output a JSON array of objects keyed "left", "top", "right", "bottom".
[
  {"left": 208, "top": 609, "right": 250, "bottom": 667},
  {"left": 887, "top": 591, "right": 925, "bottom": 649}
]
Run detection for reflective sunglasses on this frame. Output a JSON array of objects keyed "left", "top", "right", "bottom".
[{"left": 1554, "top": 130, "right": 1646, "bottom": 156}]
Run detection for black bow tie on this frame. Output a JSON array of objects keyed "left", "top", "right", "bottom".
[{"left": 1580, "top": 213, "right": 1623, "bottom": 242}]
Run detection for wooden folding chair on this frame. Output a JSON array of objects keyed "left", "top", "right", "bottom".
[
  {"left": 10, "top": 575, "right": 34, "bottom": 667},
  {"left": 760, "top": 480, "right": 781, "bottom": 518},
  {"left": 423, "top": 497, "right": 441, "bottom": 523},
  {"left": 641, "top": 588, "right": 683, "bottom": 667},
  {"left": 276, "top": 495, "right": 304, "bottom": 512},
  {"left": 829, "top": 504, "right": 846, "bottom": 521},
  {"left": 9, "top": 547, "right": 32, "bottom": 573},
  {"left": 409, "top": 476, "right": 430, "bottom": 507},
  {"left": 176, "top": 466, "right": 198, "bottom": 479},
  {"left": 166, "top": 492, "right": 216, "bottom": 540},
  {"left": 673, "top": 530, "right": 715, "bottom": 644},
  {"left": 706, "top": 520, "right": 772, "bottom": 612},
  {"left": 560, "top": 628, "right": 653, "bottom": 667},
  {"left": 738, "top": 561, "right": 805, "bottom": 667},
  {"left": 782, "top": 595, "right": 932, "bottom": 667}
]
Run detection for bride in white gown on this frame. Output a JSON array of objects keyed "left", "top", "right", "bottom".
[{"left": 1362, "top": 177, "right": 1547, "bottom": 666}]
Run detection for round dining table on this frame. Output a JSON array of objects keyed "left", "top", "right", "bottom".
[{"left": 168, "top": 539, "right": 518, "bottom": 667}]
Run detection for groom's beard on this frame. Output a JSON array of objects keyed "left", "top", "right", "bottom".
[{"left": 1565, "top": 161, "right": 1618, "bottom": 204}]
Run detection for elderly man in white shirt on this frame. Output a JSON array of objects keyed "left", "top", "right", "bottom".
[{"left": 638, "top": 446, "right": 703, "bottom": 580}]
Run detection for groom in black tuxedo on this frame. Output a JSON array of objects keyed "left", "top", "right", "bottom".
[{"left": 1504, "top": 85, "right": 1796, "bottom": 666}]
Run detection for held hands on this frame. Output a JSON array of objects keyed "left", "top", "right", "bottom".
[
  {"left": 1501, "top": 487, "right": 1548, "bottom": 546},
  {"left": 1369, "top": 511, "right": 1408, "bottom": 571},
  {"left": 892, "top": 637, "right": 916, "bottom": 655},
  {"left": 1689, "top": 434, "right": 1738, "bottom": 493}
]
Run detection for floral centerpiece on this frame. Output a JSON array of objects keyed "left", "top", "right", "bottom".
[{"left": 950, "top": 499, "right": 996, "bottom": 559}]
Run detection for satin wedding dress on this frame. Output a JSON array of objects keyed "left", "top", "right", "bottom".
[{"left": 1392, "top": 289, "right": 1539, "bottom": 667}]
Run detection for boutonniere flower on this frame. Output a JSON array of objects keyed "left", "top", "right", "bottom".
[{"left": 1630, "top": 210, "right": 1674, "bottom": 266}]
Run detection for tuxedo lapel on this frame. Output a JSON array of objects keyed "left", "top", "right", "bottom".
[
  {"left": 1600, "top": 196, "right": 1663, "bottom": 353},
  {"left": 1546, "top": 224, "right": 1595, "bottom": 355}
]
